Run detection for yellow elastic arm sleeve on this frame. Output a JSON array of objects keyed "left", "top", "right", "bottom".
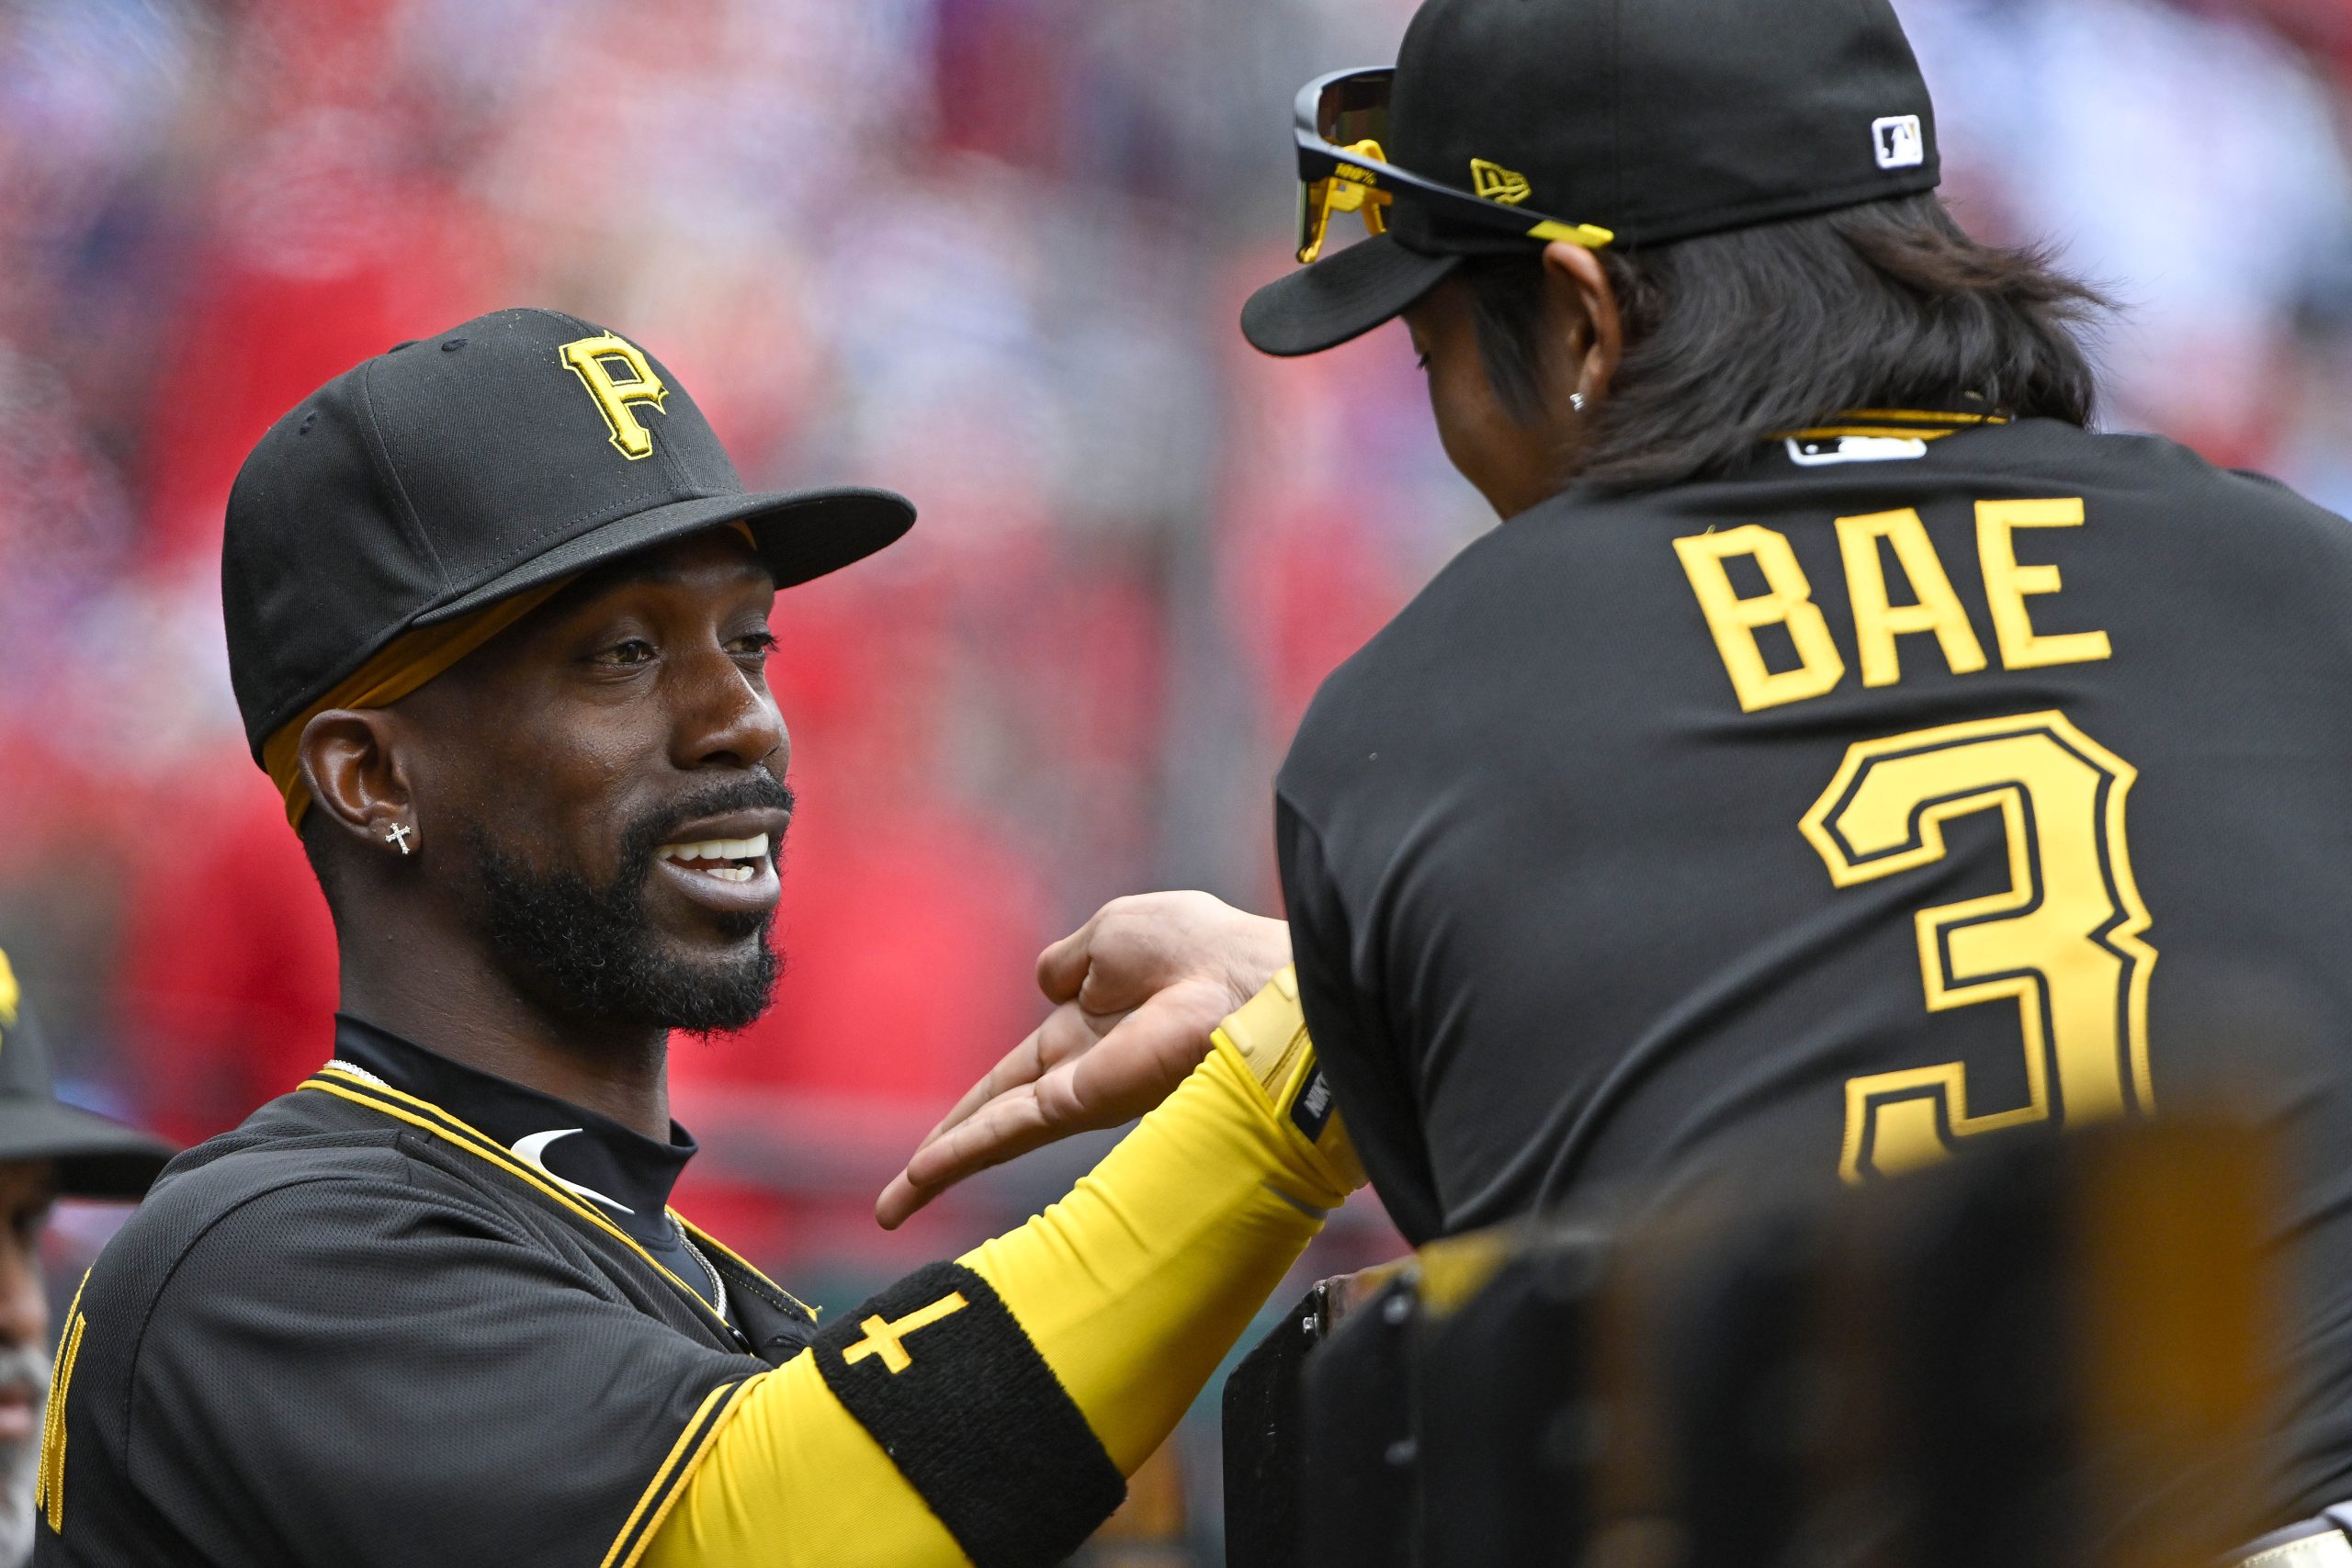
[
  {"left": 961, "top": 964, "right": 1363, "bottom": 1472},
  {"left": 642, "top": 968, "right": 1360, "bottom": 1568}
]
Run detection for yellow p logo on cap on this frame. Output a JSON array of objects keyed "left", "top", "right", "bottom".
[
  {"left": 560, "top": 333, "right": 670, "bottom": 460},
  {"left": 0, "top": 945, "right": 18, "bottom": 1057}
]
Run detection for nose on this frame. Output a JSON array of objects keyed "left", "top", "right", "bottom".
[
  {"left": 670, "top": 639, "right": 788, "bottom": 776},
  {"left": 0, "top": 1225, "right": 44, "bottom": 1355}
]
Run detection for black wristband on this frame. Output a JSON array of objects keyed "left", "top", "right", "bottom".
[{"left": 813, "top": 1260, "right": 1126, "bottom": 1568}]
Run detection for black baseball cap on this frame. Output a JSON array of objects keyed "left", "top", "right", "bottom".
[
  {"left": 223, "top": 307, "right": 916, "bottom": 759},
  {"left": 0, "top": 974, "right": 173, "bottom": 1200},
  {"left": 1242, "top": 0, "right": 1941, "bottom": 357}
]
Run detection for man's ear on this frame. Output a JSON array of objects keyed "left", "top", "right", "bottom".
[
  {"left": 1541, "top": 240, "right": 1623, "bottom": 407},
  {"left": 299, "top": 710, "right": 413, "bottom": 852}
]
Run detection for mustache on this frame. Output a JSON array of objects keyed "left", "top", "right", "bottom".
[
  {"left": 620, "top": 771, "right": 795, "bottom": 873},
  {"left": 0, "top": 1344, "right": 44, "bottom": 1401}
]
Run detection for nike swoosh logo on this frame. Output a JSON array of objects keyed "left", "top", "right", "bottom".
[{"left": 510, "top": 1129, "right": 635, "bottom": 1214}]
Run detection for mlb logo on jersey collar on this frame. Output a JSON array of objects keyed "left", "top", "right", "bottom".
[{"left": 1787, "top": 434, "right": 1929, "bottom": 467}]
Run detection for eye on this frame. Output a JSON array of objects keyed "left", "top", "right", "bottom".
[
  {"left": 727, "top": 628, "right": 779, "bottom": 660},
  {"left": 595, "top": 638, "right": 658, "bottom": 667}
]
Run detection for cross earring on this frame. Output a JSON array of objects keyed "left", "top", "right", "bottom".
[{"left": 385, "top": 823, "right": 414, "bottom": 856}]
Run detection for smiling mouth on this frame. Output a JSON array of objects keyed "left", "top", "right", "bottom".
[{"left": 653, "top": 833, "right": 771, "bottom": 884}]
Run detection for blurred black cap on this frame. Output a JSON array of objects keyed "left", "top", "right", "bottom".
[
  {"left": 222, "top": 307, "right": 916, "bottom": 759},
  {"left": 0, "top": 962, "right": 172, "bottom": 1201},
  {"left": 1243, "top": 0, "right": 1941, "bottom": 356}
]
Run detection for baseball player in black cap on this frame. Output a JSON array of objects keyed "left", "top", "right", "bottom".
[
  {"left": 40, "top": 307, "right": 1361, "bottom": 1567},
  {"left": 0, "top": 953, "right": 170, "bottom": 1567},
  {"left": 1238, "top": 0, "right": 2352, "bottom": 1535}
]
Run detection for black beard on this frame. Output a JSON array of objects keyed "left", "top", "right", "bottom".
[{"left": 460, "top": 775, "right": 791, "bottom": 1035}]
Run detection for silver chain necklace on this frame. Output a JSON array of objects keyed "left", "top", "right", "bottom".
[{"left": 673, "top": 1219, "right": 729, "bottom": 1323}]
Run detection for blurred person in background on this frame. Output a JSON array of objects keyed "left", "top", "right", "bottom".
[{"left": 0, "top": 952, "right": 169, "bottom": 1568}]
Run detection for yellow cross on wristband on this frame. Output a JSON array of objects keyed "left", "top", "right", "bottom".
[{"left": 841, "top": 1292, "right": 970, "bottom": 1374}]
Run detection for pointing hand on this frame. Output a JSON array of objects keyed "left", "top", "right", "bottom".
[{"left": 875, "top": 892, "right": 1292, "bottom": 1229}]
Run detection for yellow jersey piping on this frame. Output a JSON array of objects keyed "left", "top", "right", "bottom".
[
  {"left": 1778, "top": 408, "right": 2012, "bottom": 443},
  {"left": 670, "top": 1212, "right": 816, "bottom": 1320},
  {"left": 299, "top": 1069, "right": 732, "bottom": 1334},
  {"left": 602, "top": 1378, "right": 760, "bottom": 1568},
  {"left": 1838, "top": 407, "right": 2007, "bottom": 425},
  {"left": 1786, "top": 425, "right": 1965, "bottom": 442},
  {"left": 34, "top": 1269, "right": 90, "bottom": 1533}
]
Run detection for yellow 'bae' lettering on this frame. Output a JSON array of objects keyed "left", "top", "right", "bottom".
[
  {"left": 1678, "top": 499, "right": 2109, "bottom": 710},
  {"left": 1977, "top": 498, "right": 2112, "bottom": 670},
  {"left": 560, "top": 334, "right": 670, "bottom": 460},
  {"left": 1836, "top": 508, "right": 1987, "bottom": 687},
  {"left": 1673, "top": 525, "right": 1847, "bottom": 713}
]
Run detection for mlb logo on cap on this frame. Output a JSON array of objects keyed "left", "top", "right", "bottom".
[{"left": 1873, "top": 115, "right": 1926, "bottom": 170}]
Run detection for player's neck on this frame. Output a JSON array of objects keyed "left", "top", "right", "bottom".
[{"left": 337, "top": 932, "right": 673, "bottom": 1143}]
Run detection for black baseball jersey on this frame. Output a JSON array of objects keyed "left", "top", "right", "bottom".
[
  {"left": 1276, "top": 410, "right": 2352, "bottom": 1516},
  {"left": 35, "top": 1017, "right": 816, "bottom": 1567}
]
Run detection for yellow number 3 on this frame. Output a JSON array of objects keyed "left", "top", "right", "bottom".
[{"left": 1801, "top": 712, "right": 2157, "bottom": 1183}]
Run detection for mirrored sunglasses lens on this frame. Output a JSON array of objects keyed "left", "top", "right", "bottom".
[{"left": 1316, "top": 75, "right": 1389, "bottom": 149}]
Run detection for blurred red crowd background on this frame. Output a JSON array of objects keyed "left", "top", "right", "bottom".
[{"left": 0, "top": 0, "right": 1480, "bottom": 1272}]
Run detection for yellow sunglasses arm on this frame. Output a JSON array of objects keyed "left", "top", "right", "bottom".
[
  {"left": 1526, "top": 220, "right": 1615, "bottom": 247},
  {"left": 1298, "top": 140, "right": 1396, "bottom": 265}
]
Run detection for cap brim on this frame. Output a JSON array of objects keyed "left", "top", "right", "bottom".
[
  {"left": 0, "top": 1100, "right": 175, "bottom": 1201},
  {"left": 1240, "top": 233, "right": 1462, "bottom": 357},
  {"left": 418, "top": 485, "right": 916, "bottom": 626}
]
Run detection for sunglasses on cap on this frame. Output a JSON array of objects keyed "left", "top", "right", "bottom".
[{"left": 1292, "top": 67, "right": 1615, "bottom": 265}]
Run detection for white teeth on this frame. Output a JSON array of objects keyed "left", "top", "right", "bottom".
[
  {"left": 655, "top": 833, "right": 770, "bottom": 865},
  {"left": 707, "top": 865, "right": 753, "bottom": 883}
]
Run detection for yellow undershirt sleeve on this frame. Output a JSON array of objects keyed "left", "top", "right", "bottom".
[
  {"left": 641, "top": 968, "right": 1360, "bottom": 1568},
  {"left": 959, "top": 969, "right": 1359, "bottom": 1472},
  {"left": 634, "top": 1350, "right": 964, "bottom": 1568}
]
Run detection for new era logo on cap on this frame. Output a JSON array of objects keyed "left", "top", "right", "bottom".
[
  {"left": 1872, "top": 115, "right": 1925, "bottom": 170},
  {"left": 1469, "top": 157, "right": 1532, "bottom": 206}
]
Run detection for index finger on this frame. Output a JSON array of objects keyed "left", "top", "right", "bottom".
[
  {"left": 908, "top": 1003, "right": 1102, "bottom": 1156},
  {"left": 875, "top": 1082, "right": 1057, "bottom": 1230},
  {"left": 912, "top": 1032, "right": 1046, "bottom": 1155}
]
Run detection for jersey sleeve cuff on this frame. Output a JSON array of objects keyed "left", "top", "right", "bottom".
[{"left": 1211, "top": 966, "right": 1367, "bottom": 1198}]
